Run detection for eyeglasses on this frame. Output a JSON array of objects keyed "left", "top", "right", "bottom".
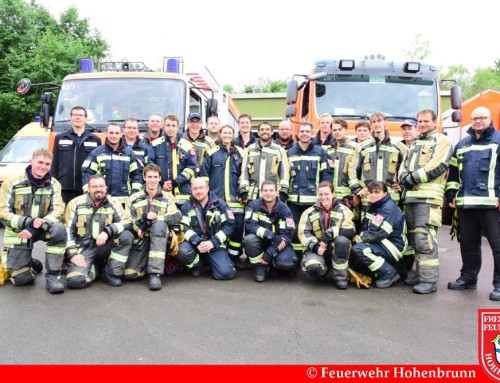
[
  {"left": 71, "top": 113, "right": 86, "bottom": 117},
  {"left": 471, "top": 116, "right": 490, "bottom": 122}
]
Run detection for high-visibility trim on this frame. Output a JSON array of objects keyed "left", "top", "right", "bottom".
[
  {"left": 456, "top": 196, "right": 499, "bottom": 206},
  {"left": 248, "top": 253, "right": 263, "bottom": 264},
  {"left": 418, "top": 258, "right": 439, "bottom": 267},
  {"left": 332, "top": 260, "right": 348, "bottom": 270},
  {"left": 381, "top": 238, "right": 403, "bottom": 261},
  {"left": 256, "top": 227, "right": 267, "bottom": 239},
  {"left": 186, "top": 254, "right": 200, "bottom": 269},
  {"left": 109, "top": 251, "right": 128, "bottom": 264},
  {"left": 149, "top": 251, "right": 165, "bottom": 259},
  {"left": 363, "top": 247, "right": 385, "bottom": 272},
  {"left": 45, "top": 246, "right": 66, "bottom": 255},
  {"left": 11, "top": 267, "right": 31, "bottom": 277},
  {"left": 288, "top": 195, "right": 317, "bottom": 203}
]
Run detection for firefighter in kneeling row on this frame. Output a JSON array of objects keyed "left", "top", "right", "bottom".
[
  {"left": 124, "top": 164, "right": 182, "bottom": 291},
  {"left": 351, "top": 181, "right": 407, "bottom": 288},
  {"left": 298, "top": 181, "right": 355, "bottom": 289},
  {"left": 243, "top": 180, "right": 297, "bottom": 282}
]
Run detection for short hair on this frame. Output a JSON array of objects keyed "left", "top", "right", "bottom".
[
  {"left": 106, "top": 123, "right": 121, "bottom": 131},
  {"left": 143, "top": 163, "right": 162, "bottom": 177},
  {"left": 71, "top": 106, "right": 87, "bottom": 117},
  {"left": 417, "top": 109, "right": 437, "bottom": 121},
  {"left": 207, "top": 116, "right": 220, "bottom": 123},
  {"left": 238, "top": 114, "right": 252, "bottom": 123},
  {"left": 88, "top": 174, "right": 106, "bottom": 185},
  {"left": 355, "top": 121, "right": 371, "bottom": 131},
  {"left": 123, "top": 118, "right": 138, "bottom": 128},
  {"left": 164, "top": 114, "right": 179, "bottom": 124},
  {"left": 299, "top": 122, "right": 313, "bottom": 131},
  {"left": 261, "top": 179, "right": 277, "bottom": 191},
  {"left": 318, "top": 181, "right": 334, "bottom": 193},
  {"left": 258, "top": 121, "right": 272, "bottom": 130},
  {"left": 332, "top": 119, "right": 348, "bottom": 129},
  {"left": 367, "top": 181, "right": 388, "bottom": 193},
  {"left": 319, "top": 113, "right": 333, "bottom": 123},
  {"left": 32, "top": 148, "right": 52, "bottom": 161},
  {"left": 370, "top": 112, "right": 386, "bottom": 122}
]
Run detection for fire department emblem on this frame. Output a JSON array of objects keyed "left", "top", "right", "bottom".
[{"left": 479, "top": 309, "right": 500, "bottom": 381}]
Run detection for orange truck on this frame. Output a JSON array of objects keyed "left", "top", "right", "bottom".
[
  {"left": 444, "top": 89, "right": 500, "bottom": 145},
  {"left": 16, "top": 57, "right": 240, "bottom": 149},
  {"left": 285, "top": 57, "right": 461, "bottom": 138}
]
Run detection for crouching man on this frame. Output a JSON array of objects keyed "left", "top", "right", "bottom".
[
  {"left": 177, "top": 178, "right": 236, "bottom": 280},
  {"left": 298, "top": 182, "right": 355, "bottom": 289},
  {"left": 0, "top": 148, "right": 67, "bottom": 294},
  {"left": 243, "top": 180, "right": 297, "bottom": 282},
  {"left": 124, "top": 164, "right": 182, "bottom": 290},
  {"left": 351, "top": 181, "right": 407, "bottom": 288},
  {"left": 64, "top": 174, "right": 133, "bottom": 288}
]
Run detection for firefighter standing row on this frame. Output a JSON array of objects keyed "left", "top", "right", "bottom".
[{"left": 0, "top": 106, "right": 498, "bottom": 301}]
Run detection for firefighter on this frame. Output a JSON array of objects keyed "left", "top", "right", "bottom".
[
  {"left": 298, "top": 181, "right": 355, "bottom": 289},
  {"left": 177, "top": 177, "right": 236, "bottom": 280},
  {"left": 398, "top": 109, "right": 452, "bottom": 294},
  {"left": 122, "top": 117, "right": 154, "bottom": 171},
  {"left": 151, "top": 114, "right": 197, "bottom": 206},
  {"left": 239, "top": 121, "right": 290, "bottom": 203},
  {"left": 0, "top": 148, "right": 66, "bottom": 293},
  {"left": 326, "top": 118, "right": 357, "bottom": 205},
  {"left": 311, "top": 113, "right": 335, "bottom": 150},
  {"left": 349, "top": 112, "right": 406, "bottom": 220},
  {"left": 124, "top": 164, "right": 182, "bottom": 291},
  {"left": 234, "top": 114, "right": 257, "bottom": 149},
  {"left": 243, "top": 180, "right": 297, "bottom": 282},
  {"left": 287, "top": 122, "right": 331, "bottom": 255},
  {"left": 64, "top": 174, "right": 134, "bottom": 288},
  {"left": 184, "top": 111, "right": 214, "bottom": 173},
  {"left": 200, "top": 125, "right": 245, "bottom": 265},
  {"left": 82, "top": 123, "right": 143, "bottom": 205},
  {"left": 446, "top": 106, "right": 500, "bottom": 301},
  {"left": 51, "top": 106, "right": 101, "bottom": 204},
  {"left": 351, "top": 181, "right": 407, "bottom": 288},
  {"left": 274, "top": 119, "right": 296, "bottom": 150}
]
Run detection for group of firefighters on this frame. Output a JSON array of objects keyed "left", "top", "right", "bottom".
[{"left": 0, "top": 105, "right": 498, "bottom": 300}]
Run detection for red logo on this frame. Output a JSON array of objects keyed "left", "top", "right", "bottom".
[{"left": 479, "top": 309, "right": 500, "bottom": 381}]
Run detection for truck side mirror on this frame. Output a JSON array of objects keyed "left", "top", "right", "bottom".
[{"left": 16, "top": 78, "right": 32, "bottom": 95}]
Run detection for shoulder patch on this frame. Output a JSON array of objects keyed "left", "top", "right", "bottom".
[
  {"left": 286, "top": 218, "right": 295, "bottom": 227},
  {"left": 372, "top": 214, "right": 385, "bottom": 226}
]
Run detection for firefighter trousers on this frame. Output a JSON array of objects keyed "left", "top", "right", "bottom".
[
  {"left": 66, "top": 230, "right": 134, "bottom": 289},
  {"left": 351, "top": 242, "right": 400, "bottom": 279},
  {"left": 124, "top": 221, "right": 168, "bottom": 279},
  {"left": 301, "top": 236, "right": 351, "bottom": 279},
  {"left": 405, "top": 203, "right": 441, "bottom": 283},
  {"left": 458, "top": 208, "right": 500, "bottom": 288},
  {"left": 177, "top": 242, "right": 236, "bottom": 280},
  {"left": 227, "top": 212, "right": 244, "bottom": 261},
  {"left": 243, "top": 233, "right": 297, "bottom": 271},
  {"left": 4, "top": 223, "right": 66, "bottom": 286}
]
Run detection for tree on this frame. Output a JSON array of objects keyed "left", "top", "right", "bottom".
[
  {"left": 403, "top": 33, "right": 431, "bottom": 62},
  {"left": 242, "top": 77, "right": 287, "bottom": 93},
  {"left": 0, "top": 0, "right": 108, "bottom": 147}
]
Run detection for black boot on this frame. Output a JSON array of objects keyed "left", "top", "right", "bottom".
[
  {"left": 375, "top": 264, "right": 400, "bottom": 288},
  {"left": 254, "top": 266, "right": 268, "bottom": 282},
  {"left": 148, "top": 274, "right": 162, "bottom": 291},
  {"left": 45, "top": 273, "right": 65, "bottom": 294},
  {"left": 32, "top": 258, "right": 43, "bottom": 274}
]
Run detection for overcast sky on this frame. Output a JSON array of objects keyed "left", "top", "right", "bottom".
[{"left": 34, "top": 0, "right": 499, "bottom": 91}]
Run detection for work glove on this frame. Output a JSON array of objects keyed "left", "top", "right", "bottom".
[
  {"left": 401, "top": 173, "right": 416, "bottom": 189},
  {"left": 0, "top": 261, "right": 11, "bottom": 286},
  {"left": 347, "top": 267, "right": 372, "bottom": 289},
  {"left": 238, "top": 191, "right": 248, "bottom": 204},
  {"left": 272, "top": 235, "right": 284, "bottom": 246},
  {"left": 279, "top": 192, "right": 288, "bottom": 203}
]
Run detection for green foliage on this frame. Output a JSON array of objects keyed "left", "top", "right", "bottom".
[
  {"left": 441, "top": 64, "right": 500, "bottom": 100},
  {"left": 0, "top": 0, "right": 108, "bottom": 148},
  {"left": 242, "top": 77, "right": 287, "bottom": 93},
  {"left": 222, "top": 84, "right": 234, "bottom": 93},
  {"left": 403, "top": 33, "right": 431, "bottom": 62}
]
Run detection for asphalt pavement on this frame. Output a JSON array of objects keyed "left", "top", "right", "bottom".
[{"left": 0, "top": 226, "right": 496, "bottom": 365}]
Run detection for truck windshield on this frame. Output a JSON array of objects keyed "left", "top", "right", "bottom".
[
  {"left": 0, "top": 136, "right": 49, "bottom": 163},
  {"left": 314, "top": 74, "right": 438, "bottom": 119},
  {"left": 54, "top": 78, "right": 186, "bottom": 129}
]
